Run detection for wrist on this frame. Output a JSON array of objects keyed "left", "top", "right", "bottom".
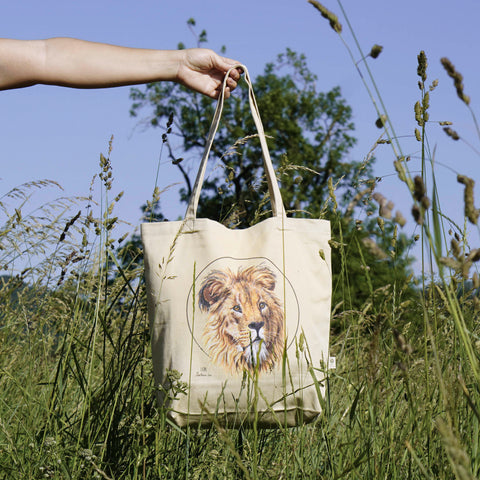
[{"left": 153, "top": 49, "right": 185, "bottom": 83}]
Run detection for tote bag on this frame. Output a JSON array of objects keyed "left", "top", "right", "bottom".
[{"left": 141, "top": 65, "right": 331, "bottom": 428}]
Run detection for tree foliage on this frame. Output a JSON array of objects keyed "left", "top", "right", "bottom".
[
  {"left": 130, "top": 48, "right": 368, "bottom": 226},
  {"left": 129, "top": 33, "right": 416, "bottom": 311}
]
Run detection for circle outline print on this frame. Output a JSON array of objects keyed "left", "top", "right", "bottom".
[{"left": 186, "top": 256, "right": 300, "bottom": 364}]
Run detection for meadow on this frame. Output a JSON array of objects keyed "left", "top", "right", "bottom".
[{"left": 2, "top": 2, "right": 480, "bottom": 479}]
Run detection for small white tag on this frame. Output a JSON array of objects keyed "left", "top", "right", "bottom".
[{"left": 328, "top": 356, "right": 336, "bottom": 370}]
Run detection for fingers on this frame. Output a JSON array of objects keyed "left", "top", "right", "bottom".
[
  {"left": 213, "top": 84, "right": 230, "bottom": 100},
  {"left": 216, "top": 57, "right": 243, "bottom": 98},
  {"left": 226, "top": 75, "right": 238, "bottom": 90},
  {"left": 214, "top": 74, "right": 239, "bottom": 99},
  {"left": 224, "top": 62, "right": 243, "bottom": 80},
  {"left": 216, "top": 54, "right": 242, "bottom": 81}
]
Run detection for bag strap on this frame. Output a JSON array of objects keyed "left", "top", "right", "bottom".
[{"left": 185, "top": 64, "right": 285, "bottom": 220}]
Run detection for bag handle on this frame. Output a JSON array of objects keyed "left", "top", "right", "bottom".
[{"left": 185, "top": 64, "right": 285, "bottom": 220}]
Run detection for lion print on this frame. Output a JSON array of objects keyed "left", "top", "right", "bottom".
[{"left": 198, "top": 264, "right": 284, "bottom": 374}]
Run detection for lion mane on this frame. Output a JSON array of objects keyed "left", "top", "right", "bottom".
[{"left": 198, "top": 264, "right": 284, "bottom": 374}]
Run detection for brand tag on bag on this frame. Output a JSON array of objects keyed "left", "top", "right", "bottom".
[{"left": 328, "top": 356, "right": 336, "bottom": 370}]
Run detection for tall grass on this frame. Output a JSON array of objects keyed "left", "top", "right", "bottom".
[{"left": 2, "top": 3, "right": 480, "bottom": 478}]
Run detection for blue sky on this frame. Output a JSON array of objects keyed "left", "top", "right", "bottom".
[{"left": 2, "top": 0, "right": 480, "bottom": 266}]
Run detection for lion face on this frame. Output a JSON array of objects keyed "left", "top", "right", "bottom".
[{"left": 198, "top": 265, "right": 284, "bottom": 374}]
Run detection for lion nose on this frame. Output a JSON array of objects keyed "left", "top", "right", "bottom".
[{"left": 248, "top": 321, "right": 264, "bottom": 335}]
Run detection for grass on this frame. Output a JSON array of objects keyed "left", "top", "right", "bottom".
[{"left": 2, "top": 2, "right": 480, "bottom": 478}]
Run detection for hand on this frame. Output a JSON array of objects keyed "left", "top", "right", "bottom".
[{"left": 176, "top": 48, "right": 242, "bottom": 99}]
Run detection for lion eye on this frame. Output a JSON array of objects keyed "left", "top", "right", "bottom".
[
  {"left": 233, "top": 305, "right": 242, "bottom": 313},
  {"left": 258, "top": 301, "right": 267, "bottom": 310}
]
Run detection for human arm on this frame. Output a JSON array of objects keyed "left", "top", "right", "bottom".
[{"left": 0, "top": 37, "right": 241, "bottom": 98}]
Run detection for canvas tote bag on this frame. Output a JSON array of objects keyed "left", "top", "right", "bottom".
[{"left": 141, "top": 65, "right": 331, "bottom": 428}]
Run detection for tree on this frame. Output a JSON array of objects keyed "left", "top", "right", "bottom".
[
  {"left": 130, "top": 48, "right": 368, "bottom": 226},
  {"left": 129, "top": 32, "right": 416, "bottom": 312}
]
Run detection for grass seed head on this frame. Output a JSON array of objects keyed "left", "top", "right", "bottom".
[
  {"left": 439, "top": 256, "right": 461, "bottom": 270},
  {"left": 373, "top": 192, "right": 394, "bottom": 218},
  {"left": 375, "top": 115, "right": 387, "bottom": 128},
  {"left": 466, "top": 248, "right": 480, "bottom": 263},
  {"left": 423, "top": 91, "right": 430, "bottom": 111},
  {"left": 393, "top": 328, "right": 413, "bottom": 355},
  {"left": 421, "top": 196, "right": 431, "bottom": 210},
  {"left": 369, "top": 44, "right": 383, "bottom": 59},
  {"left": 417, "top": 50, "right": 428, "bottom": 83},
  {"left": 451, "top": 238, "right": 462, "bottom": 260},
  {"left": 412, "top": 205, "right": 423, "bottom": 225},
  {"left": 413, "top": 176, "right": 430, "bottom": 210},
  {"left": 457, "top": 174, "right": 479, "bottom": 224},
  {"left": 394, "top": 211, "right": 407, "bottom": 227},
  {"left": 362, "top": 237, "right": 388, "bottom": 260},
  {"left": 59, "top": 210, "right": 82, "bottom": 242},
  {"left": 308, "top": 0, "right": 342, "bottom": 33},
  {"left": 414, "top": 101, "right": 423, "bottom": 126},
  {"left": 345, "top": 185, "right": 375, "bottom": 219},
  {"left": 443, "top": 127, "right": 460, "bottom": 141},
  {"left": 440, "top": 57, "right": 471, "bottom": 105},
  {"left": 462, "top": 262, "right": 472, "bottom": 279},
  {"left": 167, "top": 111, "right": 174, "bottom": 128},
  {"left": 394, "top": 159, "right": 407, "bottom": 183},
  {"left": 328, "top": 177, "right": 338, "bottom": 212},
  {"left": 413, "top": 176, "right": 426, "bottom": 202}
]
